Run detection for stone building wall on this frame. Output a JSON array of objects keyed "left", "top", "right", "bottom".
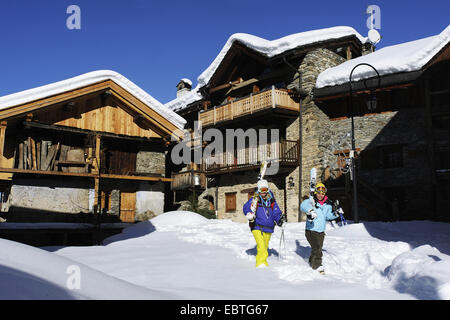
[
  {"left": 9, "top": 184, "right": 90, "bottom": 214},
  {"left": 285, "top": 48, "right": 347, "bottom": 220},
  {"left": 213, "top": 171, "right": 286, "bottom": 222},
  {"left": 321, "top": 108, "right": 430, "bottom": 220}
]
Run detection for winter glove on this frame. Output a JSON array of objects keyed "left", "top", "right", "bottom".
[
  {"left": 277, "top": 214, "right": 286, "bottom": 227},
  {"left": 306, "top": 208, "right": 317, "bottom": 221},
  {"left": 246, "top": 211, "right": 256, "bottom": 222}
]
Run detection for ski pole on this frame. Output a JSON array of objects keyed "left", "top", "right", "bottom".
[
  {"left": 278, "top": 214, "right": 287, "bottom": 260},
  {"left": 278, "top": 226, "right": 286, "bottom": 260}
]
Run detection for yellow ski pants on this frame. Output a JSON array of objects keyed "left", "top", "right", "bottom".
[{"left": 252, "top": 229, "right": 272, "bottom": 267}]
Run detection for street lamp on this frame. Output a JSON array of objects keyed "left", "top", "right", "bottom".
[{"left": 348, "top": 63, "right": 380, "bottom": 223}]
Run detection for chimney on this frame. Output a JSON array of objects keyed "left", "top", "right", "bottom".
[
  {"left": 361, "top": 42, "right": 375, "bottom": 56},
  {"left": 176, "top": 78, "right": 192, "bottom": 98}
]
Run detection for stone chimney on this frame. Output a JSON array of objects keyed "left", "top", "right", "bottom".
[
  {"left": 176, "top": 78, "right": 192, "bottom": 98},
  {"left": 362, "top": 42, "right": 375, "bottom": 56}
]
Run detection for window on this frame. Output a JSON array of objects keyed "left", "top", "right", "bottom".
[
  {"left": 225, "top": 192, "right": 237, "bottom": 212},
  {"left": 360, "top": 148, "right": 380, "bottom": 170},
  {"left": 360, "top": 145, "right": 403, "bottom": 170}
]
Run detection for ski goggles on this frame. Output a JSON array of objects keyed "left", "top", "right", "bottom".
[
  {"left": 259, "top": 187, "right": 269, "bottom": 193},
  {"left": 315, "top": 186, "right": 327, "bottom": 194}
]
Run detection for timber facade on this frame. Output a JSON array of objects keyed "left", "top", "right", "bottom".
[
  {"left": 0, "top": 74, "right": 183, "bottom": 225},
  {"left": 168, "top": 31, "right": 369, "bottom": 223}
]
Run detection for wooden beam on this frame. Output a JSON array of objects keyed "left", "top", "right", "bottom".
[
  {"left": 93, "top": 134, "right": 101, "bottom": 173},
  {"left": 0, "top": 121, "right": 6, "bottom": 156},
  {"left": 314, "top": 83, "right": 415, "bottom": 101},
  {"left": 346, "top": 46, "right": 352, "bottom": 60},
  {"left": 100, "top": 173, "right": 172, "bottom": 182},
  {"left": 210, "top": 66, "right": 290, "bottom": 95},
  {"left": 0, "top": 167, "right": 173, "bottom": 182},
  {"left": 23, "top": 121, "right": 163, "bottom": 143},
  {"left": 0, "top": 80, "right": 111, "bottom": 120},
  {"left": 209, "top": 79, "right": 242, "bottom": 94}
]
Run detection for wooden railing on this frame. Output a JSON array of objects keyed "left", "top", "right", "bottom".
[
  {"left": 199, "top": 87, "right": 299, "bottom": 126},
  {"left": 203, "top": 139, "right": 299, "bottom": 174},
  {"left": 171, "top": 170, "right": 207, "bottom": 191}
]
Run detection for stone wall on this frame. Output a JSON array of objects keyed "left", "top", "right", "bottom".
[
  {"left": 286, "top": 48, "right": 348, "bottom": 220},
  {"left": 9, "top": 184, "right": 90, "bottom": 214},
  {"left": 137, "top": 149, "right": 165, "bottom": 175},
  {"left": 322, "top": 109, "right": 430, "bottom": 220},
  {"left": 213, "top": 171, "right": 286, "bottom": 222},
  {"left": 135, "top": 148, "right": 166, "bottom": 216}
]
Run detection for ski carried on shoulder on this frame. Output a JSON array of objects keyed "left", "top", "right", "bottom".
[
  {"left": 250, "top": 161, "right": 268, "bottom": 210},
  {"left": 309, "top": 167, "right": 317, "bottom": 209}
]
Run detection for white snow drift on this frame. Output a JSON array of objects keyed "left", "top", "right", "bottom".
[{"left": 1, "top": 211, "right": 450, "bottom": 300}]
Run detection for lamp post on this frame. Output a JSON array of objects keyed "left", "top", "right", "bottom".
[{"left": 348, "top": 63, "right": 380, "bottom": 223}]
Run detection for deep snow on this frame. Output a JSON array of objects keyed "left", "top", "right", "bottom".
[{"left": 1, "top": 211, "right": 450, "bottom": 300}]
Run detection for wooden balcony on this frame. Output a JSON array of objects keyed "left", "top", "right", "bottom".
[
  {"left": 171, "top": 170, "right": 207, "bottom": 191},
  {"left": 198, "top": 87, "right": 299, "bottom": 127},
  {"left": 203, "top": 139, "right": 299, "bottom": 175}
]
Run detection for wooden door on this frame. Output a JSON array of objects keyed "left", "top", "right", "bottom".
[
  {"left": 120, "top": 192, "right": 136, "bottom": 222},
  {"left": 225, "top": 192, "right": 236, "bottom": 212}
]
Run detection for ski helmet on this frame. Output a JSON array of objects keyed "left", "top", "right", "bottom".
[
  {"left": 257, "top": 179, "right": 269, "bottom": 193},
  {"left": 315, "top": 183, "right": 327, "bottom": 194}
]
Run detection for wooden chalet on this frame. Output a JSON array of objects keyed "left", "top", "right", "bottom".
[
  {"left": 0, "top": 70, "right": 185, "bottom": 225},
  {"left": 167, "top": 27, "right": 368, "bottom": 221}
]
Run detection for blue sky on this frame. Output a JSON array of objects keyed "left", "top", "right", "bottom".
[{"left": 0, "top": 0, "right": 448, "bottom": 104}]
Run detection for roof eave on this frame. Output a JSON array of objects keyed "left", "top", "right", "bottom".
[{"left": 313, "top": 70, "right": 423, "bottom": 100}]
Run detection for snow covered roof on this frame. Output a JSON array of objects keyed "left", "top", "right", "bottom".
[
  {"left": 315, "top": 25, "right": 450, "bottom": 90},
  {"left": 179, "top": 78, "right": 192, "bottom": 87},
  {"left": 0, "top": 70, "right": 187, "bottom": 130},
  {"left": 166, "top": 26, "right": 367, "bottom": 112}
]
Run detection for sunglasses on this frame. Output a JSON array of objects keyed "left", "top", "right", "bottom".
[{"left": 259, "top": 187, "right": 269, "bottom": 193}]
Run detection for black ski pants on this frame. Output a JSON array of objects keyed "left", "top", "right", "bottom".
[{"left": 305, "top": 230, "right": 325, "bottom": 270}]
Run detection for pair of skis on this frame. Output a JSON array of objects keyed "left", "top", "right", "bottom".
[{"left": 250, "top": 161, "right": 269, "bottom": 212}]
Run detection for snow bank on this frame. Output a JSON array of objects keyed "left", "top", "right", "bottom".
[
  {"left": 0, "top": 238, "right": 175, "bottom": 299},
  {"left": 387, "top": 245, "right": 450, "bottom": 299},
  {"left": 102, "top": 211, "right": 208, "bottom": 245},
  {"left": 151, "top": 210, "right": 208, "bottom": 228},
  {"left": 0, "top": 70, "right": 186, "bottom": 129},
  {"left": 316, "top": 25, "right": 450, "bottom": 89}
]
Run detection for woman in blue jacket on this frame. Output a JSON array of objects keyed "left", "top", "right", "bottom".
[
  {"left": 300, "top": 183, "right": 339, "bottom": 273},
  {"left": 243, "top": 179, "right": 284, "bottom": 268}
]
